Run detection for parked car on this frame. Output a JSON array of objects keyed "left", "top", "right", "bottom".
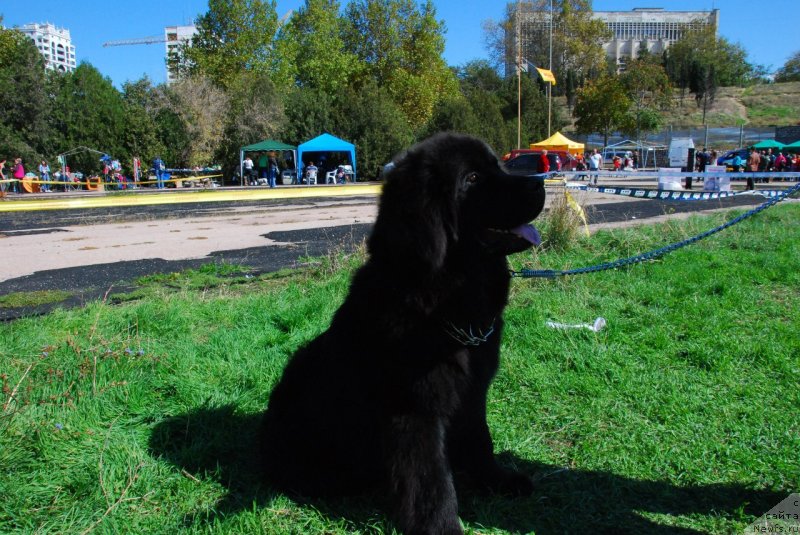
[
  {"left": 504, "top": 152, "right": 569, "bottom": 175},
  {"left": 716, "top": 148, "right": 750, "bottom": 169},
  {"left": 502, "top": 150, "right": 580, "bottom": 172}
]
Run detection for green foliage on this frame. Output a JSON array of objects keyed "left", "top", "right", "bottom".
[
  {"left": 619, "top": 59, "right": 672, "bottom": 140},
  {"left": 49, "top": 64, "right": 126, "bottom": 173},
  {"left": 0, "top": 26, "right": 49, "bottom": 162},
  {"left": 344, "top": 0, "right": 459, "bottom": 130},
  {"left": 167, "top": 75, "right": 229, "bottom": 168},
  {"left": 334, "top": 81, "right": 414, "bottom": 178},
  {"left": 120, "top": 78, "right": 166, "bottom": 164},
  {"left": 217, "top": 71, "right": 285, "bottom": 175},
  {"left": 664, "top": 24, "right": 756, "bottom": 115},
  {"left": 573, "top": 74, "right": 632, "bottom": 146},
  {"left": 276, "top": 0, "right": 360, "bottom": 94},
  {"left": 775, "top": 50, "right": 800, "bottom": 83},
  {"left": 484, "top": 0, "right": 609, "bottom": 97},
  {"left": 0, "top": 290, "right": 72, "bottom": 309},
  {"left": 183, "top": 0, "right": 280, "bottom": 89}
]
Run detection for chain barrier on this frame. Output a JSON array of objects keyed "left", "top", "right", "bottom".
[{"left": 512, "top": 182, "right": 800, "bottom": 279}]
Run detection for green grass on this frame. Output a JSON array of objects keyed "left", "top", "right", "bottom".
[
  {"left": 0, "top": 290, "right": 73, "bottom": 309},
  {"left": 1, "top": 205, "right": 799, "bottom": 534}
]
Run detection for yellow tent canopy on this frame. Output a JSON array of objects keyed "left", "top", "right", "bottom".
[{"left": 530, "top": 131, "right": 584, "bottom": 156}]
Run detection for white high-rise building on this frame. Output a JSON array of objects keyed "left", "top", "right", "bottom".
[
  {"left": 18, "top": 22, "right": 76, "bottom": 73},
  {"left": 165, "top": 25, "right": 197, "bottom": 84}
]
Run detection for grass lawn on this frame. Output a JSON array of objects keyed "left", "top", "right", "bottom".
[{"left": 1, "top": 203, "right": 798, "bottom": 534}]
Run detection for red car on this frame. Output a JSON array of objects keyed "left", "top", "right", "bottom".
[{"left": 502, "top": 150, "right": 580, "bottom": 175}]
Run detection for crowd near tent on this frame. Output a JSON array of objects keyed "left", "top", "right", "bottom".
[
  {"left": 297, "top": 133, "right": 357, "bottom": 180},
  {"left": 239, "top": 139, "right": 297, "bottom": 182},
  {"left": 529, "top": 131, "right": 584, "bottom": 156}
]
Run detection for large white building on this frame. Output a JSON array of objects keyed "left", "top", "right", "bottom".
[
  {"left": 595, "top": 8, "right": 719, "bottom": 71},
  {"left": 18, "top": 22, "right": 77, "bottom": 73},
  {"left": 164, "top": 25, "right": 197, "bottom": 85},
  {"left": 508, "top": 6, "right": 719, "bottom": 75}
]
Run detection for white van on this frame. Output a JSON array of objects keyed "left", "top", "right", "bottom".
[{"left": 668, "top": 138, "right": 695, "bottom": 168}]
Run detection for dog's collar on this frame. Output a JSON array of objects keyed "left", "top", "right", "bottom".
[{"left": 443, "top": 318, "right": 496, "bottom": 347}]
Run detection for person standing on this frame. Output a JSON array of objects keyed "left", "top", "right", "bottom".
[
  {"left": 588, "top": 149, "right": 602, "bottom": 185},
  {"left": 12, "top": 158, "right": 25, "bottom": 193},
  {"left": 268, "top": 154, "right": 279, "bottom": 188},
  {"left": 537, "top": 149, "right": 550, "bottom": 174},
  {"left": 153, "top": 156, "right": 166, "bottom": 189},
  {"left": 746, "top": 149, "right": 760, "bottom": 191},
  {"left": 38, "top": 160, "right": 51, "bottom": 192},
  {"left": 132, "top": 156, "right": 141, "bottom": 188},
  {"left": 0, "top": 159, "right": 6, "bottom": 196},
  {"left": 243, "top": 156, "right": 255, "bottom": 186}
]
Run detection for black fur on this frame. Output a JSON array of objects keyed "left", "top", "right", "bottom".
[{"left": 260, "top": 133, "right": 546, "bottom": 534}]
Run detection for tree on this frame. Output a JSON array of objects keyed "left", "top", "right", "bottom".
[
  {"left": 275, "top": 0, "right": 361, "bottom": 94},
  {"left": 168, "top": 75, "right": 229, "bottom": 167},
  {"left": 483, "top": 0, "right": 610, "bottom": 94},
  {"left": 120, "top": 77, "right": 166, "bottom": 167},
  {"left": 0, "top": 24, "right": 50, "bottom": 162},
  {"left": 343, "top": 0, "right": 459, "bottom": 130},
  {"left": 49, "top": 64, "right": 126, "bottom": 173},
  {"left": 279, "top": 87, "right": 337, "bottom": 145},
  {"left": 334, "top": 81, "right": 414, "bottom": 179},
  {"left": 573, "top": 75, "right": 631, "bottom": 147},
  {"left": 453, "top": 61, "right": 515, "bottom": 153},
  {"left": 498, "top": 70, "right": 554, "bottom": 150},
  {"left": 619, "top": 59, "right": 672, "bottom": 141},
  {"left": 217, "top": 71, "right": 285, "bottom": 175},
  {"left": 664, "top": 24, "right": 756, "bottom": 116},
  {"left": 775, "top": 50, "right": 800, "bottom": 83},
  {"left": 182, "top": 0, "right": 280, "bottom": 89}
]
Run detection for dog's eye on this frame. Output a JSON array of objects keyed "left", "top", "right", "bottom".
[{"left": 465, "top": 173, "right": 479, "bottom": 184}]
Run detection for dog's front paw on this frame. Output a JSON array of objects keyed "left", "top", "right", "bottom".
[{"left": 482, "top": 468, "right": 535, "bottom": 497}]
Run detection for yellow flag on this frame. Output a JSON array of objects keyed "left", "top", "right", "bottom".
[{"left": 536, "top": 67, "right": 556, "bottom": 85}]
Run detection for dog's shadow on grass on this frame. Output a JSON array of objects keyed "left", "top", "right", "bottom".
[{"left": 149, "top": 405, "right": 784, "bottom": 534}]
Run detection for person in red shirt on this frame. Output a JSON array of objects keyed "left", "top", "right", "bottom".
[{"left": 538, "top": 149, "right": 550, "bottom": 174}]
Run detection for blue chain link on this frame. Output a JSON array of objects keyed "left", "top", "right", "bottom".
[{"left": 512, "top": 183, "right": 800, "bottom": 278}]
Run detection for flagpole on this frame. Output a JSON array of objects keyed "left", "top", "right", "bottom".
[
  {"left": 517, "top": 0, "right": 522, "bottom": 149},
  {"left": 547, "top": 0, "right": 553, "bottom": 137}
]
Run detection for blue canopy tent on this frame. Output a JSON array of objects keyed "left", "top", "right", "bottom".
[{"left": 297, "top": 133, "right": 357, "bottom": 182}]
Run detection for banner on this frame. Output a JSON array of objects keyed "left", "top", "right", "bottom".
[{"left": 564, "top": 183, "right": 788, "bottom": 201}]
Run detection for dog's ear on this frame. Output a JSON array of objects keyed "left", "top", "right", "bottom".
[{"left": 368, "top": 149, "right": 457, "bottom": 274}]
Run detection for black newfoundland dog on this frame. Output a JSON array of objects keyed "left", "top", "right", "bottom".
[{"left": 261, "top": 133, "right": 546, "bottom": 534}]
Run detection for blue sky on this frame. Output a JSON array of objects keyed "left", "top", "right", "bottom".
[{"left": 1, "top": 0, "right": 795, "bottom": 88}]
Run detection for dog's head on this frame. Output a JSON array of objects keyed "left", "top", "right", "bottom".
[{"left": 369, "top": 133, "right": 546, "bottom": 273}]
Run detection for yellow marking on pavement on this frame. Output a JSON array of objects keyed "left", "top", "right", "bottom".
[{"left": 0, "top": 185, "right": 383, "bottom": 212}]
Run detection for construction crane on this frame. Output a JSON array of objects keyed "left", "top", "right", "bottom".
[
  {"left": 103, "top": 11, "right": 293, "bottom": 48},
  {"left": 103, "top": 35, "right": 170, "bottom": 47}
]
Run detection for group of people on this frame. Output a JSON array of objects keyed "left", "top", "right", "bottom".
[
  {"left": 242, "top": 154, "right": 280, "bottom": 188},
  {"left": 0, "top": 155, "right": 171, "bottom": 194},
  {"left": 730, "top": 149, "right": 800, "bottom": 174},
  {"left": 736, "top": 148, "right": 800, "bottom": 190},
  {"left": 0, "top": 157, "right": 67, "bottom": 194}
]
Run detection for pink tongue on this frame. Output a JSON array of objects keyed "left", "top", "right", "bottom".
[{"left": 512, "top": 224, "right": 541, "bottom": 246}]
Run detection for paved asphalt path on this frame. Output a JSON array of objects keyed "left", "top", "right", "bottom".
[{"left": 0, "top": 190, "right": 771, "bottom": 320}]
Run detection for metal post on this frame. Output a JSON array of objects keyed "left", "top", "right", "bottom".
[
  {"left": 547, "top": 0, "right": 553, "bottom": 137},
  {"left": 517, "top": 0, "right": 521, "bottom": 149}
]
